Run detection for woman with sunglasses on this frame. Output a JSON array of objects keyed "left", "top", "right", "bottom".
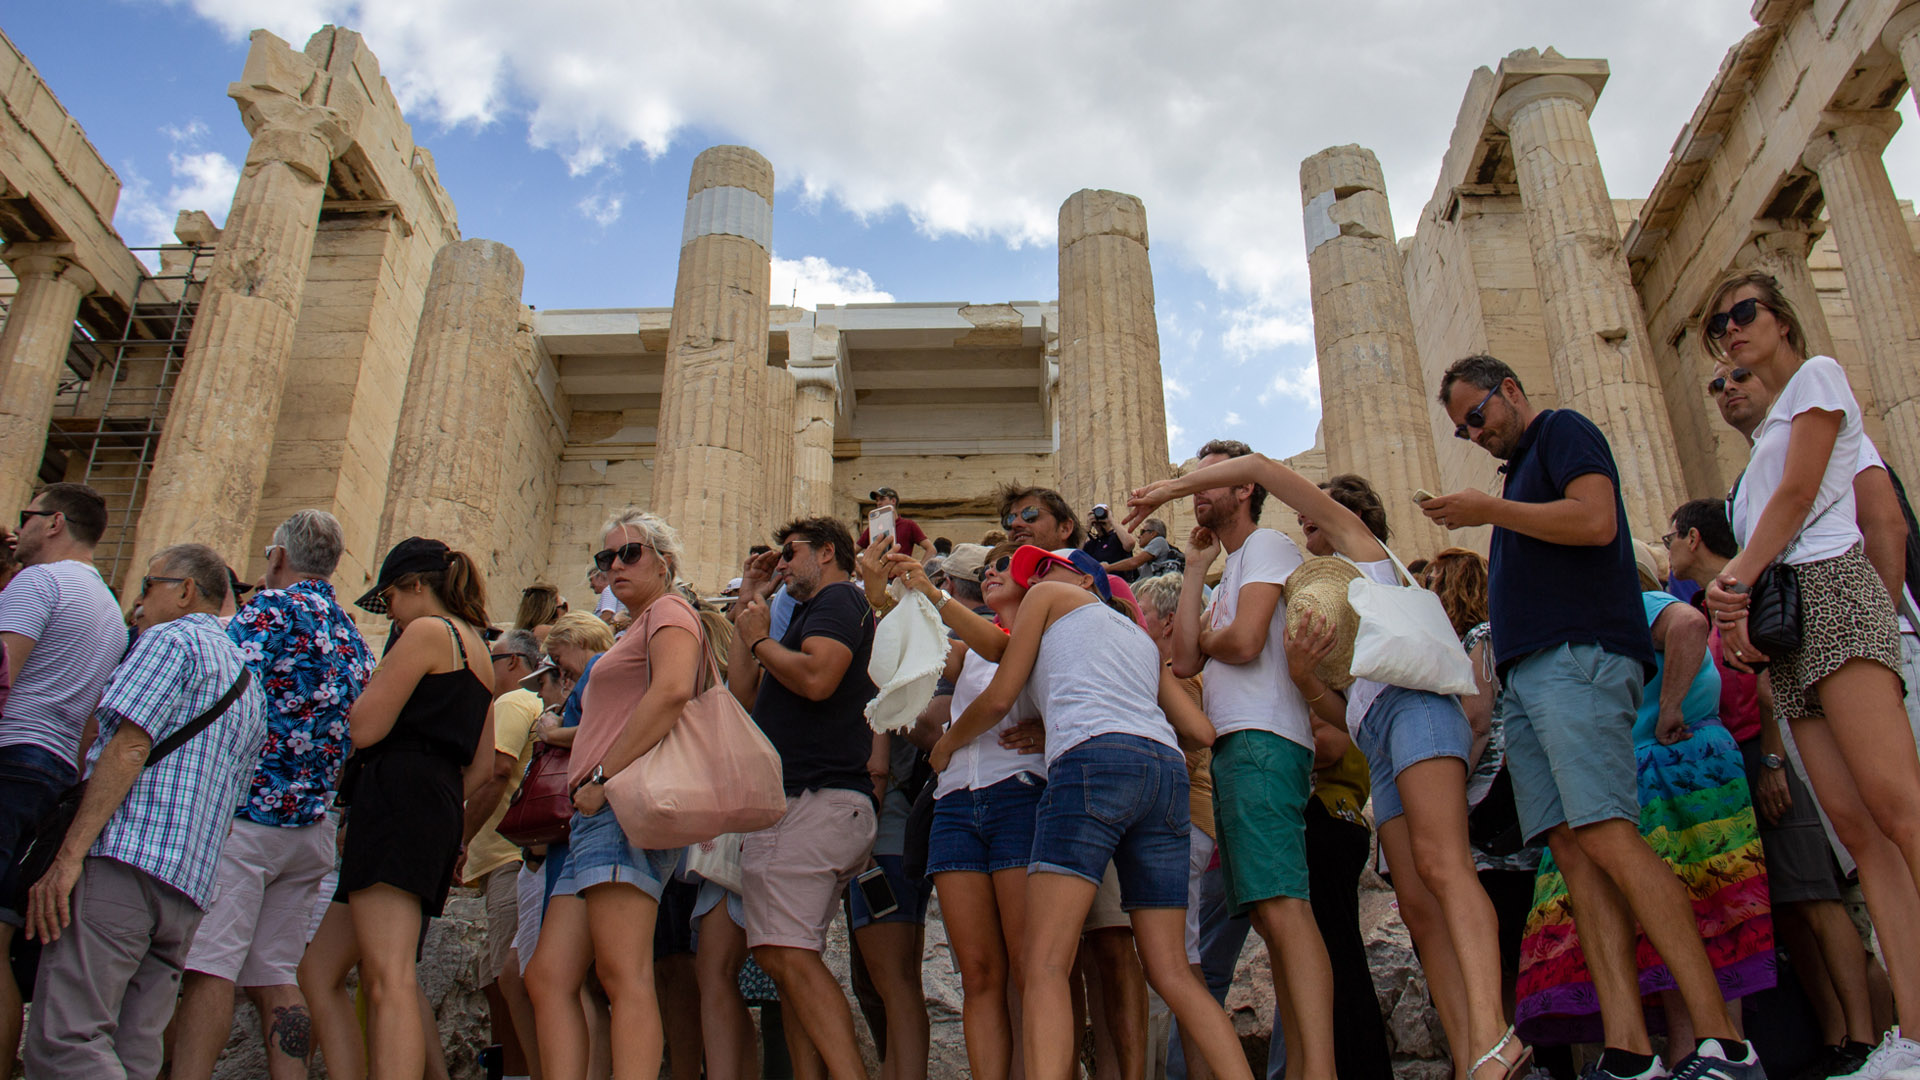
[
  {"left": 928, "top": 545, "right": 1249, "bottom": 1080},
  {"left": 1702, "top": 270, "right": 1920, "bottom": 1075},
  {"left": 300, "top": 537, "right": 497, "bottom": 1080},
  {"left": 525, "top": 509, "right": 705, "bottom": 1080},
  {"left": 883, "top": 541, "right": 1044, "bottom": 1080}
]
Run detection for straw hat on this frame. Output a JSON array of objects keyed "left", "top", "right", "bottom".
[{"left": 1284, "top": 557, "right": 1364, "bottom": 691}]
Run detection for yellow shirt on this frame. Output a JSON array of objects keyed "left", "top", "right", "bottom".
[
  {"left": 1312, "top": 744, "right": 1371, "bottom": 827},
  {"left": 1171, "top": 669, "right": 1217, "bottom": 841},
  {"left": 462, "top": 689, "right": 544, "bottom": 882}
]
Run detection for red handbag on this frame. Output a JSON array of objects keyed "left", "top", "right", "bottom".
[{"left": 498, "top": 742, "right": 573, "bottom": 847}]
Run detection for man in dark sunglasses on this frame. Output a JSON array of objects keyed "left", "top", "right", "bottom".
[
  {"left": 1432, "top": 355, "right": 1759, "bottom": 1080},
  {"left": 995, "top": 484, "right": 1082, "bottom": 550}
]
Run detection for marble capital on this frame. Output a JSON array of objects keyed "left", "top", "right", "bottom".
[
  {"left": 790, "top": 362, "right": 840, "bottom": 397},
  {"left": 1803, "top": 111, "right": 1900, "bottom": 173},
  {"left": 1490, "top": 74, "right": 1597, "bottom": 132},
  {"left": 232, "top": 91, "right": 353, "bottom": 182},
  {"left": 1, "top": 243, "right": 96, "bottom": 294},
  {"left": 1883, "top": 3, "right": 1920, "bottom": 54}
]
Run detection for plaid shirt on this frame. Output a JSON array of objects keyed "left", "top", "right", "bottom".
[{"left": 87, "top": 613, "right": 267, "bottom": 907}]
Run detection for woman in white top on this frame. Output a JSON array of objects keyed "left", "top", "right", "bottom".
[
  {"left": 1702, "top": 269, "right": 1920, "bottom": 1067},
  {"left": 928, "top": 546, "right": 1248, "bottom": 1080},
  {"left": 1130, "top": 461, "right": 1526, "bottom": 1080}
]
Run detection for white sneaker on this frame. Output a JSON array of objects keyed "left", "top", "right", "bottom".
[{"left": 1844, "top": 1029, "right": 1920, "bottom": 1080}]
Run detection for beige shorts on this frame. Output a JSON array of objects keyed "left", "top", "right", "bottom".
[
  {"left": 1083, "top": 863, "right": 1128, "bottom": 932},
  {"left": 184, "top": 817, "right": 337, "bottom": 986},
  {"left": 483, "top": 864, "right": 521, "bottom": 982},
  {"left": 741, "top": 788, "right": 877, "bottom": 952}
]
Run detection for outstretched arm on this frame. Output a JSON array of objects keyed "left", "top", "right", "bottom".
[{"left": 1128, "top": 452, "right": 1386, "bottom": 562}]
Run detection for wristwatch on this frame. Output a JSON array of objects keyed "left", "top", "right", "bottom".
[
  {"left": 1762, "top": 753, "right": 1786, "bottom": 770},
  {"left": 1725, "top": 581, "right": 1752, "bottom": 596},
  {"left": 933, "top": 589, "right": 952, "bottom": 612},
  {"left": 586, "top": 764, "right": 609, "bottom": 786}
]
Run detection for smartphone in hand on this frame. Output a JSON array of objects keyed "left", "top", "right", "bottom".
[{"left": 869, "top": 505, "right": 896, "bottom": 548}]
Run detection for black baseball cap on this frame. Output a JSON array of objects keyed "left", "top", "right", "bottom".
[
  {"left": 870, "top": 487, "right": 899, "bottom": 501},
  {"left": 355, "top": 536, "right": 452, "bottom": 613}
]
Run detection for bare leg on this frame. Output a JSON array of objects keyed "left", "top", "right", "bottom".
[
  {"left": 1022, "top": 872, "right": 1102, "bottom": 1080},
  {"left": 1545, "top": 826, "right": 1653, "bottom": 1054},
  {"left": 935, "top": 871, "right": 1015, "bottom": 1080},
  {"left": 525, "top": 894, "right": 593, "bottom": 1080},
  {"left": 695, "top": 905, "right": 754, "bottom": 1080},
  {"left": 168, "top": 971, "right": 239, "bottom": 1080},
  {"left": 249, "top": 984, "right": 316, "bottom": 1080},
  {"left": 297, "top": 902, "right": 366, "bottom": 1080},
  {"left": 497, "top": 951, "right": 543, "bottom": 1080},
  {"left": 422, "top": 985, "right": 451, "bottom": 1080},
  {"left": 1249, "top": 896, "right": 1336, "bottom": 1080},
  {"left": 582, "top": 882, "right": 663, "bottom": 1080},
  {"left": 346, "top": 885, "right": 430, "bottom": 1080},
  {"left": 1086, "top": 928, "right": 1148, "bottom": 1080},
  {"left": 753, "top": 945, "right": 867, "bottom": 1080},
  {"left": 1128, "top": 907, "right": 1252, "bottom": 1080},
  {"left": 657, "top": 952, "right": 703, "bottom": 1080},
  {"left": 1381, "top": 820, "right": 1471, "bottom": 1080},
  {"left": 853, "top": 921, "right": 929, "bottom": 1080},
  {"left": 1798, "top": 900, "right": 1877, "bottom": 1045}
]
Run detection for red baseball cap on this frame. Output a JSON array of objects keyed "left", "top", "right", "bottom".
[{"left": 1009, "top": 545, "right": 1079, "bottom": 589}]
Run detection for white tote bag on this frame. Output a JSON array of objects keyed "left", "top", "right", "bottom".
[{"left": 1345, "top": 546, "right": 1478, "bottom": 697}]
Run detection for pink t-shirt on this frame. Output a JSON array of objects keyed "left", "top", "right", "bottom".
[{"left": 568, "top": 593, "right": 704, "bottom": 788}]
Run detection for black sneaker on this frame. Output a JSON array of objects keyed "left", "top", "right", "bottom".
[
  {"left": 1583, "top": 1060, "right": 1670, "bottom": 1080},
  {"left": 1672, "top": 1039, "right": 1768, "bottom": 1080}
]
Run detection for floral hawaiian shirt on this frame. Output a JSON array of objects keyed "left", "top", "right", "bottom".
[{"left": 225, "top": 579, "right": 376, "bottom": 827}]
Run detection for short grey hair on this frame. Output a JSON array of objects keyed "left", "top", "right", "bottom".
[
  {"left": 601, "top": 507, "right": 683, "bottom": 583},
  {"left": 496, "top": 628, "right": 542, "bottom": 668},
  {"left": 273, "top": 510, "right": 346, "bottom": 577},
  {"left": 154, "top": 543, "right": 228, "bottom": 607},
  {"left": 1140, "top": 518, "right": 1168, "bottom": 538},
  {"left": 1131, "top": 573, "right": 1182, "bottom": 620}
]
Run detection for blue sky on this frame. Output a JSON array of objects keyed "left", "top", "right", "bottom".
[{"left": 14, "top": 2, "right": 1920, "bottom": 466}]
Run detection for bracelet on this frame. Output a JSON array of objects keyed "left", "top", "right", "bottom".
[
  {"left": 749, "top": 636, "right": 771, "bottom": 655},
  {"left": 1305, "top": 689, "right": 1326, "bottom": 704}
]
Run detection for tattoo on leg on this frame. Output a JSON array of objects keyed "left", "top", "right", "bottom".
[{"left": 270, "top": 1004, "right": 312, "bottom": 1059}]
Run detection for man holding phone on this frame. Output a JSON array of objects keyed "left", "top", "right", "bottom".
[{"left": 857, "top": 488, "right": 934, "bottom": 559}]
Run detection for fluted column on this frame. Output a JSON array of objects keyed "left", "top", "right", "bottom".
[
  {"left": 375, "top": 240, "right": 526, "bottom": 562},
  {"left": 1492, "top": 75, "right": 1688, "bottom": 536},
  {"left": 1885, "top": 5, "right": 1920, "bottom": 116},
  {"left": 127, "top": 91, "right": 349, "bottom": 575},
  {"left": 1803, "top": 112, "right": 1920, "bottom": 482},
  {"left": 1734, "top": 223, "right": 1836, "bottom": 361},
  {"left": 652, "top": 146, "right": 773, "bottom": 590},
  {"left": 1300, "top": 146, "right": 1448, "bottom": 554},
  {"left": 1056, "top": 190, "right": 1169, "bottom": 515},
  {"left": 765, "top": 365, "right": 795, "bottom": 525},
  {"left": 0, "top": 247, "right": 95, "bottom": 519},
  {"left": 791, "top": 364, "right": 839, "bottom": 518}
]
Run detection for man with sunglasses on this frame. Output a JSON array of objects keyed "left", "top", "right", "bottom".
[
  {"left": 728, "top": 517, "right": 881, "bottom": 1080},
  {"left": 0, "top": 483, "right": 126, "bottom": 1075},
  {"left": 1430, "top": 355, "right": 1761, "bottom": 1080}
]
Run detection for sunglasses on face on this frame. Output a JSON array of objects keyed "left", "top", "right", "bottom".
[
  {"left": 1706, "top": 367, "right": 1753, "bottom": 396},
  {"left": 18, "top": 509, "right": 55, "bottom": 529},
  {"left": 779, "top": 539, "right": 814, "bottom": 563},
  {"left": 1453, "top": 386, "right": 1500, "bottom": 440},
  {"left": 1003, "top": 507, "right": 1042, "bottom": 528},
  {"left": 1705, "top": 297, "right": 1770, "bottom": 341},
  {"left": 140, "top": 575, "right": 187, "bottom": 597},
  {"left": 977, "top": 555, "right": 1013, "bottom": 582},
  {"left": 593, "top": 541, "right": 653, "bottom": 572}
]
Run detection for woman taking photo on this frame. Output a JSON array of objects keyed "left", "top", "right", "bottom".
[
  {"left": 1130, "top": 464, "right": 1524, "bottom": 1080},
  {"left": 300, "top": 537, "right": 497, "bottom": 1080},
  {"left": 525, "top": 509, "right": 704, "bottom": 1080},
  {"left": 1703, "top": 269, "right": 1920, "bottom": 1073},
  {"left": 930, "top": 545, "right": 1250, "bottom": 1080}
]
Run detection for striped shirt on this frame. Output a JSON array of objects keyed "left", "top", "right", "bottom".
[
  {"left": 0, "top": 560, "right": 126, "bottom": 764},
  {"left": 87, "top": 613, "right": 267, "bottom": 907}
]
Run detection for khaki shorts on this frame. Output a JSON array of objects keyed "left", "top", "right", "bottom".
[
  {"left": 1083, "top": 863, "right": 1128, "bottom": 932},
  {"left": 483, "top": 864, "right": 521, "bottom": 982},
  {"left": 741, "top": 788, "right": 876, "bottom": 952},
  {"left": 184, "top": 817, "right": 337, "bottom": 985}
]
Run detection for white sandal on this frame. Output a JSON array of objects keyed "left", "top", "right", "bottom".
[{"left": 1471, "top": 1025, "right": 1533, "bottom": 1080}]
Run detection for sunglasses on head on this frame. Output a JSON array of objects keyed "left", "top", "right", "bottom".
[
  {"left": 592, "top": 541, "right": 653, "bottom": 572},
  {"left": 977, "top": 555, "right": 1013, "bottom": 582},
  {"left": 1003, "top": 507, "right": 1042, "bottom": 528},
  {"left": 779, "top": 539, "right": 814, "bottom": 562},
  {"left": 1706, "top": 367, "right": 1753, "bottom": 396},
  {"left": 1453, "top": 386, "right": 1500, "bottom": 440},
  {"left": 1705, "top": 297, "right": 1770, "bottom": 341}
]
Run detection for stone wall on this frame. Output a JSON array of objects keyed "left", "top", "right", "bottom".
[
  {"left": 832, "top": 451, "right": 1060, "bottom": 548},
  {"left": 547, "top": 451, "right": 654, "bottom": 612},
  {"left": 487, "top": 314, "right": 566, "bottom": 624}
]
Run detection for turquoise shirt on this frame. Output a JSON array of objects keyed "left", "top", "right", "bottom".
[{"left": 1634, "top": 591, "right": 1723, "bottom": 748}]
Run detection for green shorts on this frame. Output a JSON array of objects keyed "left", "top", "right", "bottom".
[{"left": 1211, "top": 729, "right": 1314, "bottom": 912}]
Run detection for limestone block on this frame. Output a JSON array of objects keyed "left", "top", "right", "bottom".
[
  {"left": 1301, "top": 146, "right": 1449, "bottom": 555},
  {"left": 1056, "top": 190, "right": 1169, "bottom": 516},
  {"left": 375, "top": 239, "right": 527, "bottom": 573},
  {"left": 765, "top": 365, "right": 795, "bottom": 524},
  {"left": 0, "top": 248, "right": 94, "bottom": 519},
  {"left": 792, "top": 367, "right": 838, "bottom": 518}
]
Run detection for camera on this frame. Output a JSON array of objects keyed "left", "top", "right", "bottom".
[{"left": 1091, "top": 504, "right": 1110, "bottom": 521}]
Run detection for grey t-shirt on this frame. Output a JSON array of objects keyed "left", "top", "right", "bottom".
[{"left": 0, "top": 560, "right": 127, "bottom": 763}]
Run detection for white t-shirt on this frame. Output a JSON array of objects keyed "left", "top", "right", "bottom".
[
  {"left": 1344, "top": 558, "right": 1398, "bottom": 733},
  {"left": 1733, "top": 356, "right": 1864, "bottom": 565},
  {"left": 597, "top": 586, "right": 626, "bottom": 616},
  {"left": 933, "top": 649, "right": 1043, "bottom": 800},
  {"left": 1202, "top": 528, "right": 1311, "bottom": 750},
  {"left": 1855, "top": 439, "right": 1919, "bottom": 634}
]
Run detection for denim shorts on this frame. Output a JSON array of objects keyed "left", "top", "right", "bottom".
[
  {"left": 0, "top": 743, "right": 77, "bottom": 923},
  {"left": 1355, "top": 685, "right": 1474, "bottom": 826},
  {"left": 549, "top": 807, "right": 677, "bottom": 901},
  {"left": 847, "top": 853, "right": 934, "bottom": 929},
  {"left": 927, "top": 771, "right": 1045, "bottom": 876},
  {"left": 1498, "top": 642, "right": 1643, "bottom": 842},
  {"left": 1029, "top": 734, "right": 1190, "bottom": 909}
]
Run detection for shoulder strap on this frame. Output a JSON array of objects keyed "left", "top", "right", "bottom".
[
  {"left": 146, "top": 668, "right": 252, "bottom": 767},
  {"left": 1341, "top": 544, "right": 1423, "bottom": 589},
  {"left": 437, "top": 616, "right": 470, "bottom": 664}
]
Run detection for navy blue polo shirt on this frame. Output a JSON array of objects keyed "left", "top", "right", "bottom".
[{"left": 1487, "top": 409, "right": 1655, "bottom": 678}]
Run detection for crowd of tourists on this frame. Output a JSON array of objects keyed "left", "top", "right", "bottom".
[{"left": 1, "top": 266, "right": 1919, "bottom": 1080}]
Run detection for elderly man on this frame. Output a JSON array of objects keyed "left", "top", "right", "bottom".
[
  {"left": 164, "top": 512, "right": 375, "bottom": 1080},
  {"left": 23, "top": 543, "right": 267, "bottom": 1080},
  {"left": 0, "top": 482, "right": 127, "bottom": 1075}
]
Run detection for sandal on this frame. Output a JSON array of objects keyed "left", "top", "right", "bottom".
[{"left": 1471, "top": 1025, "right": 1533, "bottom": 1080}]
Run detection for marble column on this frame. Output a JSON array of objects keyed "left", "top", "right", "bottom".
[
  {"left": 791, "top": 363, "right": 839, "bottom": 519},
  {"left": 375, "top": 239, "right": 526, "bottom": 562},
  {"left": 1885, "top": 5, "right": 1920, "bottom": 116},
  {"left": 764, "top": 365, "right": 795, "bottom": 526},
  {"left": 1300, "top": 146, "right": 1448, "bottom": 554},
  {"left": 127, "top": 91, "right": 349, "bottom": 576},
  {"left": 1056, "top": 189, "right": 1169, "bottom": 516},
  {"left": 0, "top": 246, "right": 95, "bottom": 519},
  {"left": 1492, "top": 74, "right": 1688, "bottom": 536},
  {"left": 651, "top": 146, "right": 774, "bottom": 591},
  {"left": 1734, "top": 222, "right": 1836, "bottom": 361},
  {"left": 1803, "top": 112, "right": 1920, "bottom": 482}
]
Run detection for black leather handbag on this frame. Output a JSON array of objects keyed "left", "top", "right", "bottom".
[{"left": 1728, "top": 474, "right": 1843, "bottom": 660}]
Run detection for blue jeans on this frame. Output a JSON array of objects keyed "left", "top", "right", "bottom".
[
  {"left": 1030, "top": 734, "right": 1190, "bottom": 908},
  {"left": 0, "top": 743, "right": 76, "bottom": 923},
  {"left": 927, "top": 772, "right": 1045, "bottom": 875}
]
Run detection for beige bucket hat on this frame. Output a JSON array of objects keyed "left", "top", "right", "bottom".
[{"left": 1283, "top": 556, "right": 1364, "bottom": 691}]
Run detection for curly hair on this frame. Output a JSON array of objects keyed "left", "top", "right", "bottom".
[{"left": 1426, "top": 547, "right": 1489, "bottom": 640}]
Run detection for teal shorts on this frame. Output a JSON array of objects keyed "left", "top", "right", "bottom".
[{"left": 1210, "top": 730, "right": 1314, "bottom": 912}]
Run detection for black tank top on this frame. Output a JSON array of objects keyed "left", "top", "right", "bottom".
[{"left": 376, "top": 616, "right": 491, "bottom": 765}]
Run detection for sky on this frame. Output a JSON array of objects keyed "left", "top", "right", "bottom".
[{"left": 14, "top": 1, "right": 1920, "bottom": 465}]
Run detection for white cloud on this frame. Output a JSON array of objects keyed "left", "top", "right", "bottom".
[
  {"left": 770, "top": 255, "right": 893, "bottom": 309},
  {"left": 170, "top": 1, "right": 1757, "bottom": 313},
  {"left": 1222, "top": 303, "right": 1314, "bottom": 362},
  {"left": 1162, "top": 375, "right": 1191, "bottom": 402},
  {"left": 1258, "top": 363, "right": 1321, "bottom": 408},
  {"left": 1223, "top": 411, "right": 1244, "bottom": 427},
  {"left": 114, "top": 124, "right": 240, "bottom": 254},
  {"left": 576, "top": 190, "right": 623, "bottom": 226}
]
